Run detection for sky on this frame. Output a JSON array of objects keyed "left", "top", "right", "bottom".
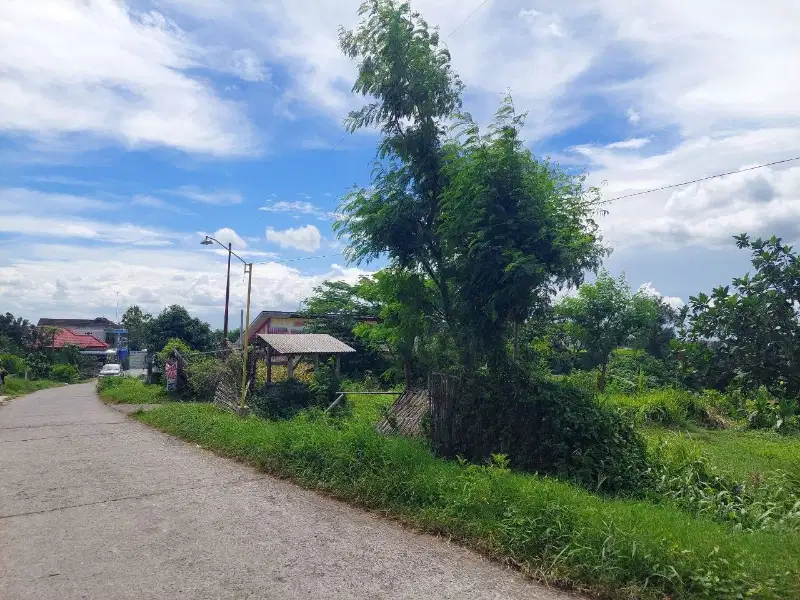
[{"left": 1, "top": 0, "right": 799, "bottom": 328}]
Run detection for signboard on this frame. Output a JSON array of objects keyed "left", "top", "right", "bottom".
[{"left": 165, "top": 360, "right": 178, "bottom": 392}]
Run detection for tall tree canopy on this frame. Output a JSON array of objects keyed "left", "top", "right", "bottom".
[
  {"left": 145, "top": 305, "right": 214, "bottom": 352},
  {"left": 556, "top": 272, "right": 659, "bottom": 390},
  {"left": 335, "top": 0, "right": 606, "bottom": 367},
  {"left": 121, "top": 305, "right": 152, "bottom": 351},
  {"left": 688, "top": 234, "right": 800, "bottom": 407}
]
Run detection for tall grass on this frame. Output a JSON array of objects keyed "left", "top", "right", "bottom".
[
  {"left": 137, "top": 403, "right": 800, "bottom": 600},
  {"left": 1, "top": 376, "right": 64, "bottom": 398},
  {"left": 97, "top": 377, "right": 168, "bottom": 404}
]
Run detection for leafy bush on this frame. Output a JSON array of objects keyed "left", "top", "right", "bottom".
[
  {"left": 50, "top": 364, "right": 78, "bottom": 383},
  {"left": 250, "top": 379, "right": 314, "bottom": 420},
  {"left": 0, "top": 353, "right": 26, "bottom": 375},
  {"left": 606, "top": 348, "right": 679, "bottom": 393},
  {"left": 157, "top": 338, "right": 192, "bottom": 366},
  {"left": 186, "top": 356, "right": 228, "bottom": 401},
  {"left": 138, "top": 404, "right": 800, "bottom": 600},
  {"left": 308, "top": 362, "right": 340, "bottom": 407},
  {"left": 603, "top": 388, "right": 723, "bottom": 428},
  {"left": 1, "top": 377, "right": 63, "bottom": 397},
  {"left": 444, "top": 364, "right": 650, "bottom": 493},
  {"left": 25, "top": 351, "right": 52, "bottom": 380}
]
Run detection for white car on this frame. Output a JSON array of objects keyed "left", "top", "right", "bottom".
[{"left": 98, "top": 364, "right": 123, "bottom": 378}]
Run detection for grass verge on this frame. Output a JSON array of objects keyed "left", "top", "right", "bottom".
[
  {"left": 1, "top": 377, "right": 65, "bottom": 398},
  {"left": 97, "top": 377, "right": 168, "bottom": 404},
  {"left": 136, "top": 403, "right": 800, "bottom": 600}
]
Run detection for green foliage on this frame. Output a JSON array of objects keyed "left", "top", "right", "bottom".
[
  {"left": 302, "top": 280, "right": 389, "bottom": 378},
  {"left": 157, "top": 338, "right": 192, "bottom": 366},
  {"left": 0, "top": 353, "right": 26, "bottom": 374},
  {"left": 97, "top": 377, "right": 168, "bottom": 404},
  {"left": 50, "top": 364, "right": 78, "bottom": 383},
  {"left": 24, "top": 350, "right": 52, "bottom": 380},
  {"left": 250, "top": 379, "right": 314, "bottom": 420},
  {"left": 1, "top": 377, "right": 63, "bottom": 397},
  {"left": 439, "top": 99, "right": 606, "bottom": 361},
  {"left": 0, "top": 312, "right": 37, "bottom": 354},
  {"left": 308, "top": 362, "right": 341, "bottom": 407},
  {"left": 688, "top": 234, "right": 800, "bottom": 408},
  {"left": 354, "top": 268, "right": 437, "bottom": 384},
  {"left": 447, "top": 364, "right": 650, "bottom": 493},
  {"left": 606, "top": 348, "right": 679, "bottom": 393},
  {"left": 650, "top": 435, "right": 800, "bottom": 532},
  {"left": 557, "top": 271, "right": 660, "bottom": 390},
  {"left": 186, "top": 356, "right": 229, "bottom": 401},
  {"left": 58, "top": 343, "right": 81, "bottom": 367},
  {"left": 604, "top": 388, "right": 716, "bottom": 428},
  {"left": 121, "top": 305, "right": 152, "bottom": 351},
  {"left": 146, "top": 305, "right": 214, "bottom": 352},
  {"left": 138, "top": 403, "right": 800, "bottom": 600}
]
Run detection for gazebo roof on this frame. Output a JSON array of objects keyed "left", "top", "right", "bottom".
[{"left": 255, "top": 333, "right": 355, "bottom": 355}]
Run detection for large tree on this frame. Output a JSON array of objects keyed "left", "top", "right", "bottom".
[
  {"left": 688, "top": 234, "right": 800, "bottom": 408},
  {"left": 556, "top": 272, "right": 659, "bottom": 391},
  {"left": 121, "top": 305, "right": 152, "bottom": 351},
  {"left": 336, "top": 0, "right": 605, "bottom": 367},
  {"left": 145, "top": 305, "right": 214, "bottom": 352}
]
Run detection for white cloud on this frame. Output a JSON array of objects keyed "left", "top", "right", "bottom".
[
  {"left": 625, "top": 108, "right": 641, "bottom": 124},
  {"left": 132, "top": 194, "right": 191, "bottom": 214},
  {"left": 260, "top": 200, "right": 318, "bottom": 214},
  {"left": 0, "top": 0, "right": 257, "bottom": 155},
  {"left": 228, "top": 49, "right": 268, "bottom": 82},
  {"left": 168, "top": 186, "right": 242, "bottom": 205},
  {"left": 0, "top": 187, "right": 114, "bottom": 213},
  {"left": 266, "top": 225, "right": 322, "bottom": 252},
  {"left": 638, "top": 282, "right": 684, "bottom": 309},
  {"left": 0, "top": 214, "right": 178, "bottom": 246},
  {"left": 210, "top": 227, "right": 247, "bottom": 250},
  {"left": 577, "top": 128, "right": 800, "bottom": 249},
  {"left": 0, "top": 242, "right": 369, "bottom": 326},
  {"left": 605, "top": 138, "right": 650, "bottom": 150}
]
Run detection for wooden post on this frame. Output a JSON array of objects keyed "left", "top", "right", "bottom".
[
  {"left": 313, "top": 353, "right": 320, "bottom": 368},
  {"left": 335, "top": 355, "right": 341, "bottom": 377},
  {"left": 287, "top": 354, "right": 294, "bottom": 379},
  {"left": 266, "top": 346, "right": 272, "bottom": 384}
]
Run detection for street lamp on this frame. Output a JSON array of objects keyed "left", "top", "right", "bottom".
[{"left": 200, "top": 235, "right": 253, "bottom": 411}]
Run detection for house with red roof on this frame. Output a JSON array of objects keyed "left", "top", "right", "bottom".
[{"left": 47, "top": 328, "right": 109, "bottom": 352}]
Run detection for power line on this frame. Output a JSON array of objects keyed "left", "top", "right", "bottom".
[
  {"left": 606, "top": 156, "right": 800, "bottom": 203},
  {"left": 257, "top": 253, "right": 344, "bottom": 266},
  {"left": 447, "top": 0, "right": 490, "bottom": 38}
]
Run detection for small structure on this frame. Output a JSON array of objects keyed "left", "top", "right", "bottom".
[
  {"left": 254, "top": 333, "right": 355, "bottom": 382},
  {"left": 240, "top": 310, "right": 378, "bottom": 346},
  {"left": 376, "top": 389, "right": 429, "bottom": 437},
  {"left": 38, "top": 318, "right": 125, "bottom": 348}
]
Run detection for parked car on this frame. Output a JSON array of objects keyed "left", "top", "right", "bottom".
[{"left": 98, "top": 364, "right": 123, "bottom": 378}]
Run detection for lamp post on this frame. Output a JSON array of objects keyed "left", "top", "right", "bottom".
[{"left": 201, "top": 235, "right": 253, "bottom": 410}]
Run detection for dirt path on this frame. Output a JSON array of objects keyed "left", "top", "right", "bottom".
[{"left": 0, "top": 383, "right": 574, "bottom": 600}]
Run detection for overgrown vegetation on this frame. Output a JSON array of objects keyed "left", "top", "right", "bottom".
[
  {"left": 1, "top": 376, "right": 64, "bottom": 398},
  {"left": 96, "top": 377, "right": 168, "bottom": 404},
  {"left": 137, "top": 403, "right": 800, "bottom": 600}
]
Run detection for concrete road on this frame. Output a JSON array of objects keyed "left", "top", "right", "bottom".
[{"left": 1, "top": 383, "right": 574, "bottom": 600}]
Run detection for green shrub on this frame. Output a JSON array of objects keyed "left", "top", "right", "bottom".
[
  {"left": 444, "top": 364, "right": 650, "bottom": 493},
  {"left": 157, "top": 338, "right": 192, "bottom": 366},
  {"left": 603, "top": 388, "right": 718, "bottom": 428},
  {"left": 137, "top": 404, "right": 800, "bottom": 600},
  {"left": 606, "top": 348, "right": 679, "bottom": 393},
  {"left": 308, "top": 361, "right": 340, "bottom": 407},
  {"left": 250, "top": 379, "right": 314, "bottom": 420},
  {"left": 186, "top": 356, "right": 228, "bottom": 401},
  {"left": 0, "top": 353, "right": 26, "bottom": 375},
  {"left": 25, "top": 351, "right": 52, "bottom": 380},
  {"left": 50, "top": 364, "right": 78, "bottom": 383}
]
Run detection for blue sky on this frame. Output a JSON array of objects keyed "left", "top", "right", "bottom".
[{"left": 1, "top": 0, "right": 799, "bottom": 327}]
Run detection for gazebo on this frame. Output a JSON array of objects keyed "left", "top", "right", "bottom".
[{"left": 254, "top": 333, "right": 355, "bottom": 382}]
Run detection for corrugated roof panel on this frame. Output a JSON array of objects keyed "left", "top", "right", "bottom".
[{"left": 255, "top": 333, "right": 355, "bottom": 354}]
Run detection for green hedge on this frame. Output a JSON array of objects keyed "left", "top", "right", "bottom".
[
  {"left": 137, "top": 404, "right": 800, "bottom": 600},
  {"left": 97, "top": 377, "right": 167, "bottom": 404}
]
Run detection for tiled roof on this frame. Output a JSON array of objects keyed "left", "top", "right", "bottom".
[
  {"left": 51, "top": 328, "right": 109, "bottom": 350},
  {"left": 255, "top": 333, "right": 355, "bottom": 354}
]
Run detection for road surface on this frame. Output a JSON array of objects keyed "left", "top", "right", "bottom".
[{"left": 1, "top": 383, "right": 573, "bottom": 600}]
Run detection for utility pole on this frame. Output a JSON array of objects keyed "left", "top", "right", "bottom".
[
  {"left": 239, "top": 263, "right": 253, "bottom": 410},
  {"left": 222, "top": 242, "right": 232, "bottom": 344}
]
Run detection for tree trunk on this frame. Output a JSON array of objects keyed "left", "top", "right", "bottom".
[
  {"left": 598, "top": 359, "right": 608, "bottom": 392},
  {"left": 404, "top": 359, "right": 412, "bottom": 389}
]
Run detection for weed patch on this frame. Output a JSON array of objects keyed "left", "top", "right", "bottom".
[
  {"left": 97, "top": 377, "right": 168, "bottom": 404},
  {"left": 1, "top": 377, "right": 64, "bottom": 398},
  {"left": 137, "top": 403, "right": 800, "bottom": 600}
]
